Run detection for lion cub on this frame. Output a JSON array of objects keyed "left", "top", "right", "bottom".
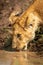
[{"left": 9, "top": 1, "right": 42, "bottom": 50}]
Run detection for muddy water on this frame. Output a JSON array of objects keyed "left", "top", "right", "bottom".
[{"left": 0, "top": 50, "right": 43, "bottom": 65}]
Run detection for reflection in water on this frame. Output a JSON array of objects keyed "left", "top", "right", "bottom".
[
  {"left": 11, "top": 52, "right": 28, "bottom": 65},
  {"left": 0, "top": 50, "right": 43, "bottom": 65}
]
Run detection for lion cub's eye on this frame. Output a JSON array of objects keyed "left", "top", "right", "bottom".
[
  {"left": 17, "top": 34, "right": 22, "bottom": 40},
  {"left": 17, "top": 34, "right": 21, "bottom": 37},
  {"left": 29, "top": 19, "right": 35, "bottom": 27},
  {"left": 28, "top": 23, "right": 33, "bottom": 27},
  {"left": 17, "top": 33, "right": 21, "bottom": 38},
  {"left": 29, "top": 24, "right": 33, "bottom": 26}
]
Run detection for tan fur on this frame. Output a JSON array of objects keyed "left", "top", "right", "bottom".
[{"left": 9, "top": 0, "right": 42, "bottom": 50}]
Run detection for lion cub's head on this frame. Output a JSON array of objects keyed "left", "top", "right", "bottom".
[{"left": 9, "top": 10, "right": 42, "bottom": 50}]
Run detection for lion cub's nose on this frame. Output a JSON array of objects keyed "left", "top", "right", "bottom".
[{"left": 17, "top": 34, "right": 21, "bottom": 38}]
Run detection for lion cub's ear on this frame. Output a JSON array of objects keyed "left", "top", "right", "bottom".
[{"left": 9, "top": 11, "right": 19, "bottom": 24}]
